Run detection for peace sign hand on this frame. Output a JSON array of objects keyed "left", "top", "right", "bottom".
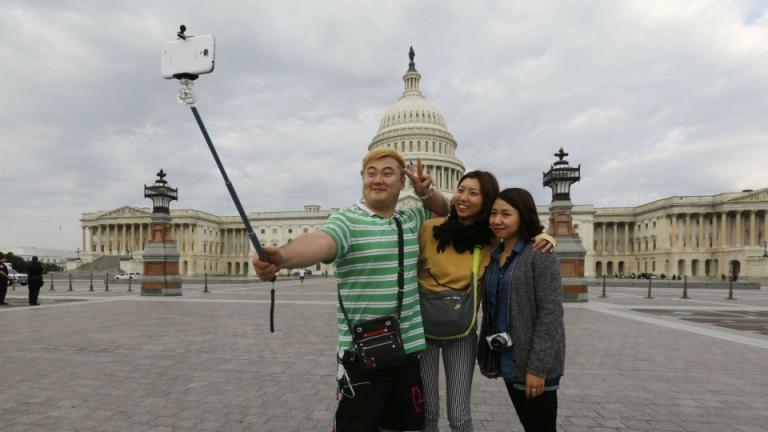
[{"left": 404, "top": 158, "right": 433, "bottom": 197}]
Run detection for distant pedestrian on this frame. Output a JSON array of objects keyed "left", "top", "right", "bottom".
[
  {"left": 0, "top": 253, "right": 9, "bottom": 305},
  {"left": 298, "top": 268, "right": 305, "bottom": 285},
  {"left": 27, "top": 256, "right": 44, "bottom": 306}
]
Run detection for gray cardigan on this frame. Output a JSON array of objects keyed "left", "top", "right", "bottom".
[{"left": 487, "top": 243, "right": 565, "bottom": 382}]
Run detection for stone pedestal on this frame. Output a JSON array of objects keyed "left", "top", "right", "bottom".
[
  {"left": 549, "top": 200, "right": 588, "bottom": 302},
  {"left": 141, "top": 213, "right": 182, "bottom": 296}
]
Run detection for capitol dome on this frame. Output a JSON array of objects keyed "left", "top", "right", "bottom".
[{"left": 369, "top": 47, "right": 465, "bottom": 206}]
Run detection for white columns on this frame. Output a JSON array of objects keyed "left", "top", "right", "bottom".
[
  {"left": 720, "top": 212, "right": 727, "bottom": 247},
  {"left": 735, "top": 211, "right": 742, "bottom": 247},
  {"left": 764, "top": 211, "right": 768, "bottom": 246},
  {"left": 684, "top": 214, "right": 691, "bottom": 249},
  {"left": 670, "top": 215, "right": 677, "bottom": 249},
  {"left": 599, "top": 223, "right": 605, "bottom": 253},
  {"left": 749, "top": 211, "right": 756, "bottom": 246},
  {"left": 121, "top": 224, "right": 127, "bottom": 254},
  {"left": 697, "top": 214, "right": 703, "bottom": 249},
  {"left": 612, "top": 223, "right": 618, "bottom": 253},
  {"left": 624, "top": 224, "right": 629, "bottom": 254}
]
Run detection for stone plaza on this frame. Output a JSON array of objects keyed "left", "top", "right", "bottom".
[{"left": 0, "top": 277, "right": 767, "bottom": 432}]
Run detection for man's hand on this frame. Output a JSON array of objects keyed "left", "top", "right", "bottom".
[
  {"left": 252, "top": 246, "right": 285, "bottom": 281},
  {"left": 532, "top": 233, "right": 556, "bottom": 253},
  {"left": 404, "top": 157, "right": 433, "bottom": 196}
]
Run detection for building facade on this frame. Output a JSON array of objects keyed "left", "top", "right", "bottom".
[
  {"left": 79, "top": 205, "right": 336, "bottom": 276},
  {"left": 77, "top": 53, "right": 768, "bottom": 280},
  {"left": 592, "top": 188, "right": 768, "bottom": 280}
]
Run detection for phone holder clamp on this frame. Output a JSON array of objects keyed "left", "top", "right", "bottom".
[{"left": 177, "top": 78, "right": 196, "bottom": 105}]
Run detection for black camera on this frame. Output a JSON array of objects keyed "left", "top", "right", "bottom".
[{"left": 486, "top": 332, "right": 512, "bottom": 351}]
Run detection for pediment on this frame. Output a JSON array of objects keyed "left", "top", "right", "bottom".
[
  {"left": 99, "top": 206, "right": 152, "bottom": 219},
  {"left": 728, "top": 188, "right": 768, "bottom": 203}
]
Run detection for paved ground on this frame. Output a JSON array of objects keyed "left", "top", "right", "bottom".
[{"left": 1, "top": 278, "right": 767, "bottom": 432}]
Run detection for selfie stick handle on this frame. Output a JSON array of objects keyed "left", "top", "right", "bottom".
[{"left": 188, "top": 104, "right": 276, "bottom": 332}]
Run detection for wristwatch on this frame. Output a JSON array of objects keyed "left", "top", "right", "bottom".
[{"left": 415, "top": 185, "right": 434, "bottom": 200}]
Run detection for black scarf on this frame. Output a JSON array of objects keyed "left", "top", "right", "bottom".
[{"left": 432, "top": 212, "right": 494, "bottom": 254}]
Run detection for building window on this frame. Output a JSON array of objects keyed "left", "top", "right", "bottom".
[
  {"left": 288, "top": 228, "right": 293, "bottom": 234},
  {"left": 303, "top": 228, "right": 309, "bottom": 233},
  {"left": 260, "top": 229, "right": 265, "bottom": 234},
  {"left": 272, "top": 228, "right": 277, "bottom": 234}
]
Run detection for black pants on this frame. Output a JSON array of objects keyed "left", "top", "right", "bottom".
[
  {"left": 505, "top": 381, "right": 558, "bottom": 432},
  {"left": 335, "top": 354, "right": 425, "bottom": 432},
  {"left": 29, "top": 281, "right": 42, "bottom": 304},
  {"left": 0, "top": 284, "right": 6, "bottom": 303}
]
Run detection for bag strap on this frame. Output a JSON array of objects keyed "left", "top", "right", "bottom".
[
  {"left": 472, "top": 246, "right": 480, "bottom": 293},
  {"left": 337, "top": 216, "right": 406, "bottom": 331},
  {"left": 393, "top": 216, "right": 405, "bottom": 319},
  {"left": 337, "top": 283, "right": 352, "bottom": 333}
]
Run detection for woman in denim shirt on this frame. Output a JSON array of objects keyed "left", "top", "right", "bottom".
[{"left": 481, "top": 188, "right": 565, "bottom": 432}]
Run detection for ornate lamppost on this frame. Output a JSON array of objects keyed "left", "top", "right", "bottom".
[
  {"left": 543, "top": 148, "right": 588, "bottom": 302},
  {"left": 141, "top": 169, "right": 182, "bottom": 296}
]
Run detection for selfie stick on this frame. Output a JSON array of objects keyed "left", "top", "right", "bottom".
[{"left": 174, "top": 54, "right": 276, "bottom": 333}]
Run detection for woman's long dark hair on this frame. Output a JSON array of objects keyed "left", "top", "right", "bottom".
[
  {"left": 433, "top": 170, "right": 499, "bottom": 253},
  {"left": 495, "top": 188, "right": 544, "bottom": 241}
]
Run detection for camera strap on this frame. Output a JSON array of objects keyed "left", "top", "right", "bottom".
[{"left": 338, "top": 215, "right": 405, "bottom": 331}]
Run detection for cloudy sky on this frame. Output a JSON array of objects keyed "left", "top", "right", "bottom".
[{"left": 2, "top": 0, "right": 768, "bottom": 250}]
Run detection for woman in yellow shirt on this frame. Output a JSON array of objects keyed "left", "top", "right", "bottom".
[{"left": 418, "top": 171, "right": 553, "bottom": 432}]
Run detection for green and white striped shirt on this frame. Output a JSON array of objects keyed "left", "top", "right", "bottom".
[{"left": 320, "top": 202, "right": 431, "bottom": 354}]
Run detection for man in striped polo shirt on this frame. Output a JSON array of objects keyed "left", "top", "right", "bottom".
[{"left": 253, "top": 147, "right": 449, "bottom": 432}]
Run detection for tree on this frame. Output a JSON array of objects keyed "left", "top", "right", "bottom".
[{"left": 3, "top": 252, "right": 27, "bottom": 273}]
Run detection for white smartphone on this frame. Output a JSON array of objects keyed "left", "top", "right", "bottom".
[{"left": 161, "top": 34, "right": 215, "bottom": 79}]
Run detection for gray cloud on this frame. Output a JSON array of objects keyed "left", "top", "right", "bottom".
[{"left": 1, "top": 0, "right": 767, "bottom": 249}]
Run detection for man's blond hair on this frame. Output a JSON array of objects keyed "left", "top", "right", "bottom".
[{"left": 361, "top": 147, "right": 406, "bottom": 173}]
